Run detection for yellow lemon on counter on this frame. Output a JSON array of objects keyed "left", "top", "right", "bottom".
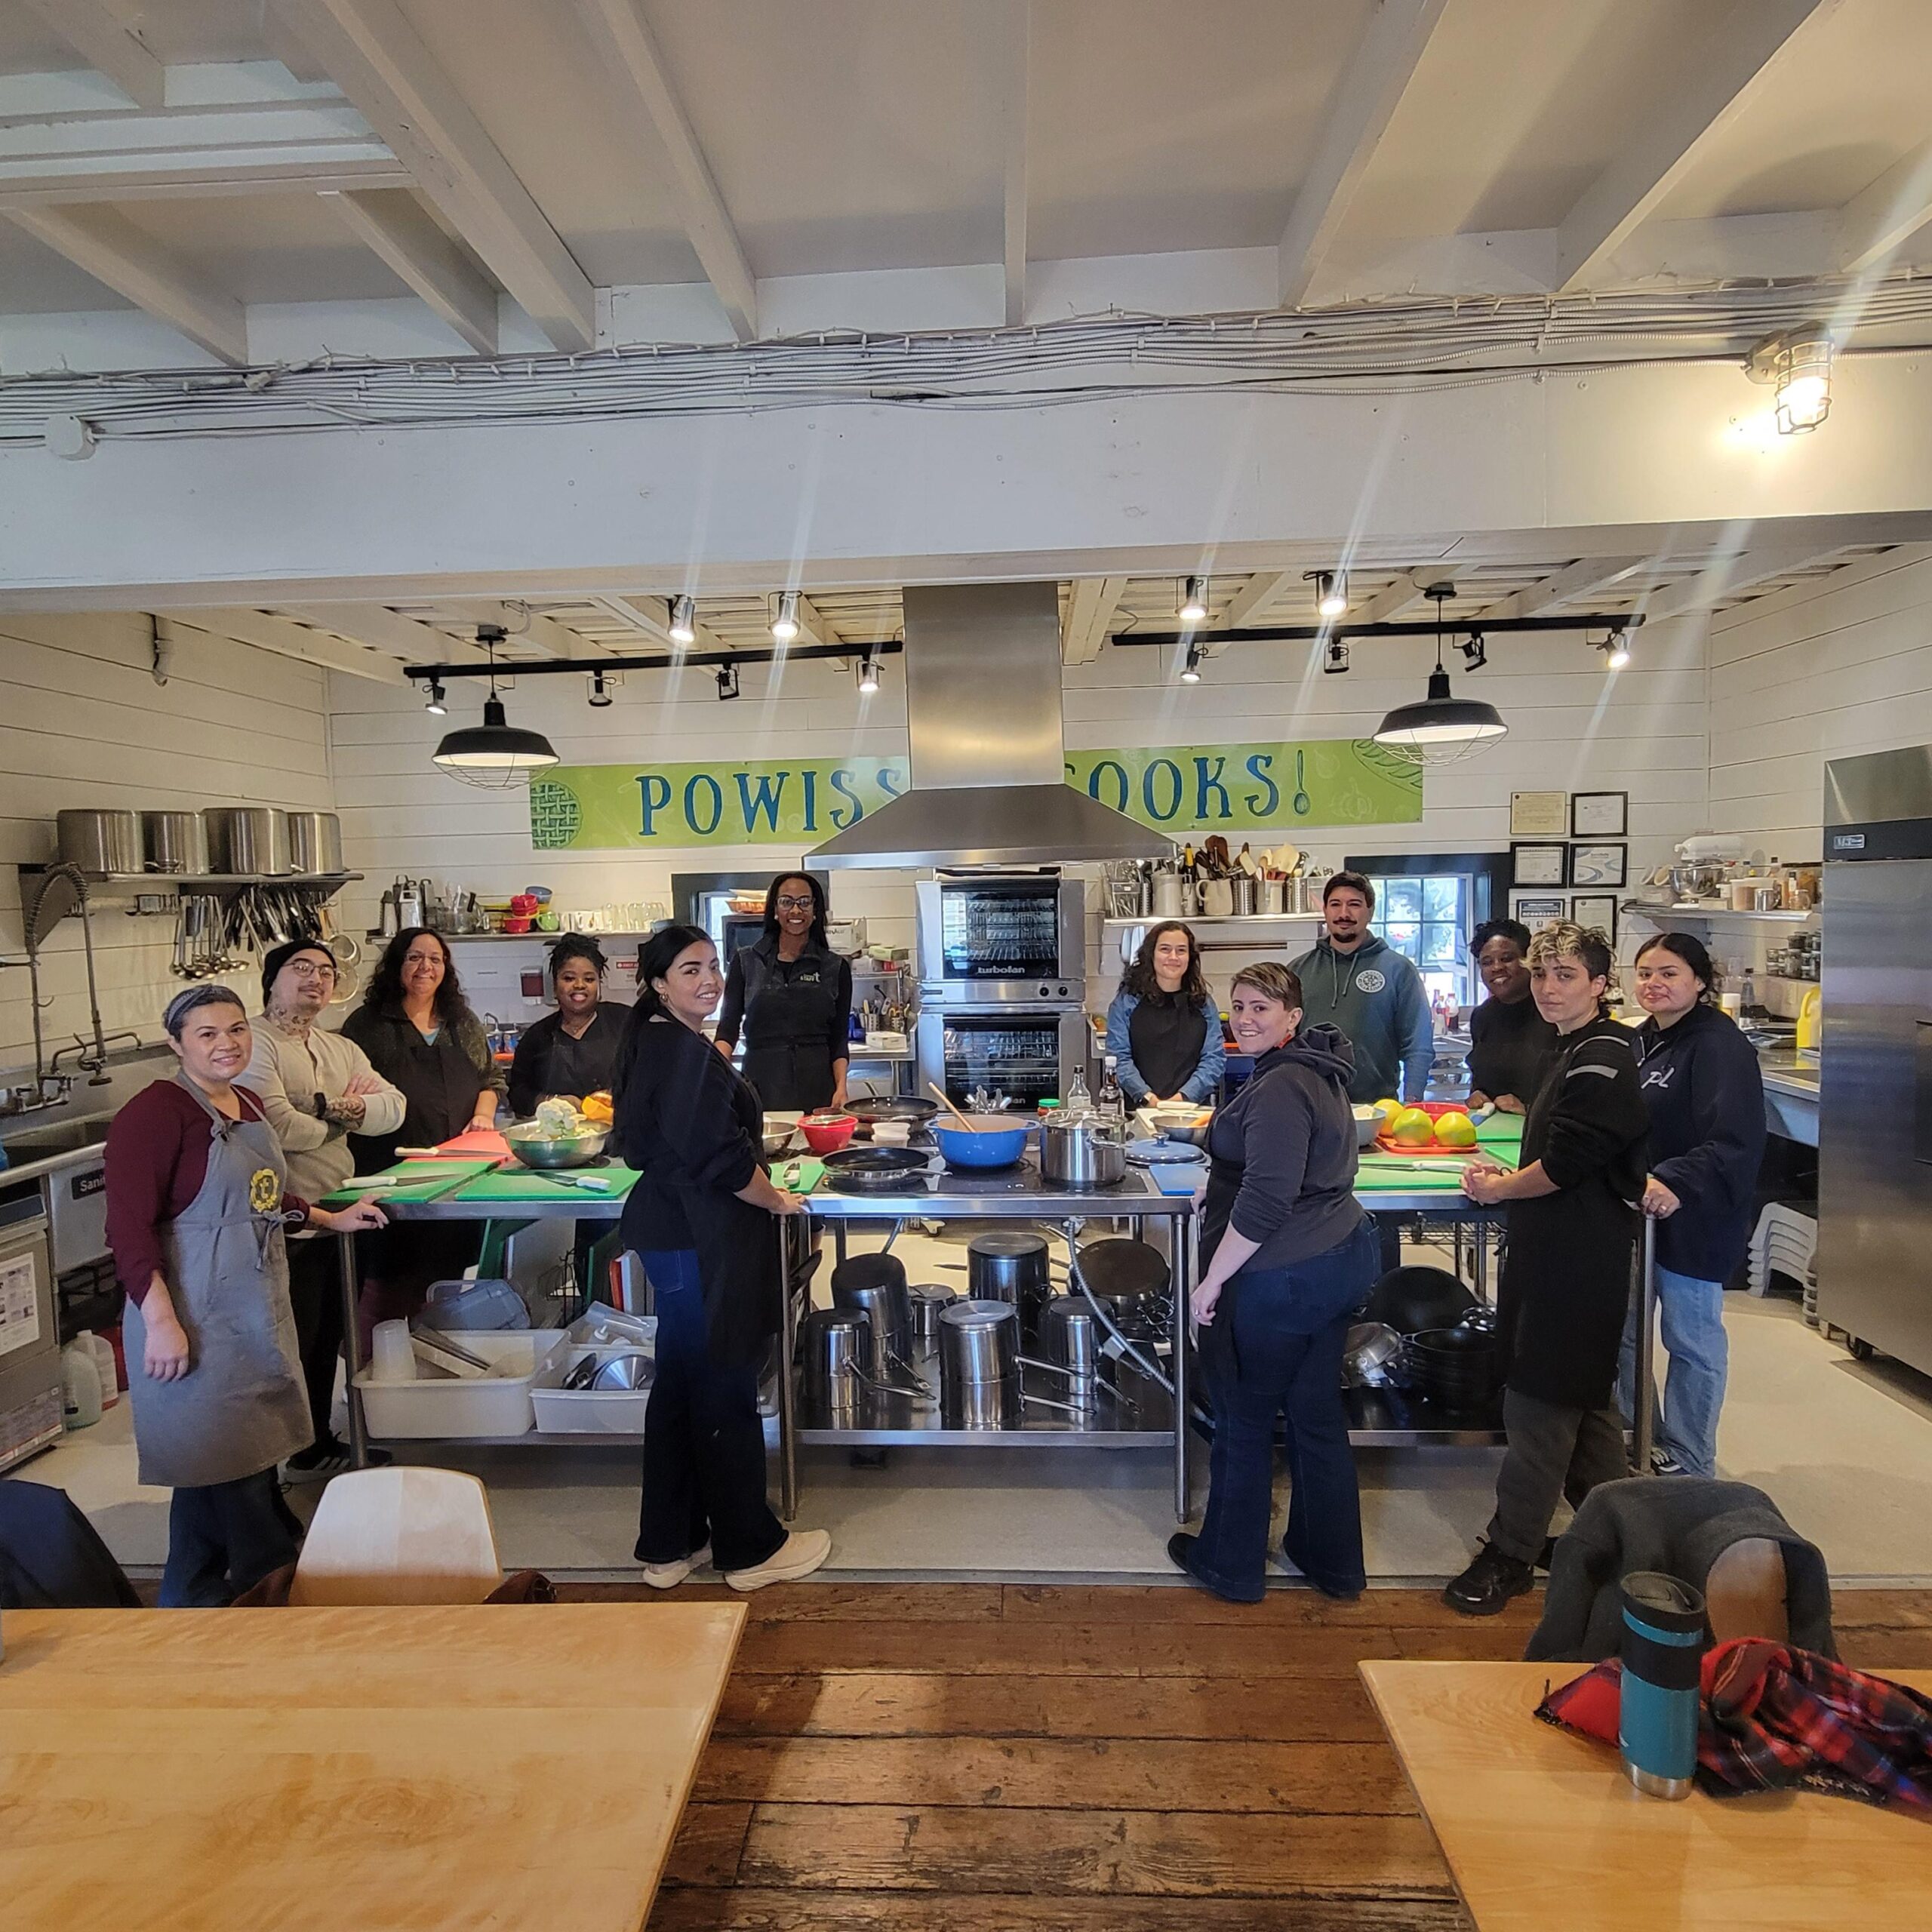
[
  {"left": 1434, "top": 1109, "right": 1478, "bottom": 1149},
  {"left": 1372, "top": 1097, "right": 1404, "bottom": 1122},
  {"left": 1390, "top": 1107, "right": 1436, "bottom": 1147}
]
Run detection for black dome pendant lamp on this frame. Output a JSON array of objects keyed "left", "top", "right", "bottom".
[
  {"left": 432, "top": 625, "right": 559, "bottom": 789},
  {"left": 1371, "top": 584, "right": 1507, "bottom": 766}
]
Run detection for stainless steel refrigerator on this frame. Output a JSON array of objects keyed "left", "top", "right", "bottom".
[{"left": 1815, "top": 743, "right": 1932, "bottom": 1371}]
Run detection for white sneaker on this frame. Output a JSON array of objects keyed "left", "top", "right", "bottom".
[
  {"left": 638, "top": 1543, "right": 711, "bottom": 1590},
  {"left": 724, "top": 1529, "right": 832, "bottom": 1593}
]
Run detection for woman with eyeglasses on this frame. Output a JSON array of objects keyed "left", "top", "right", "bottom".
[{"left": 714, "top": 873, "right": 853, "bottom": 1113}]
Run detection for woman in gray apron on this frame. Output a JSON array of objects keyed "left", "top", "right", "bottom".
[
  {"left": 105, "top": 986, "right": 388, "bottom": 1606},
  {"left": 713, "top": 875, "right": 853, "bottom": 1113}
]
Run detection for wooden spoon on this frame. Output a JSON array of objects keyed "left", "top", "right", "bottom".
[{"left": 928, "top": 1081, "right": 981, "bottom": 1132}]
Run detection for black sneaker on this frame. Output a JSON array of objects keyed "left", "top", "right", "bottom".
[
  {"left": 285, "top": 1438, "right": 392, "bottom": 1483},
  {"left": 1443, "top": 1544, "right": 1536, "bottom": 1617},
  {"left": 1167, "top": 1531, "right": 1199, "bottom": 1575}
]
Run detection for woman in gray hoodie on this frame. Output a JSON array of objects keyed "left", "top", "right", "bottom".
[{"left": 1171, "top": 961, "right": 1380, "bottom": 1602}]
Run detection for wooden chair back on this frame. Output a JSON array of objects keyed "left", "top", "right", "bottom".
[{"left": 289, "top": 1467, "right": 502, "bottom": 1607}]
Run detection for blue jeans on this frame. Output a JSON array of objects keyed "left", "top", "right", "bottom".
[
  {"left": 635, "top": 1249, "right": 786, "bottom": 1574},
  {"left": 1617, "top": 1265, "right": 1728, "bottom": 1477},
  {"left": 1186, "top": 1219, "right": 1379, "bottom": 1602}
]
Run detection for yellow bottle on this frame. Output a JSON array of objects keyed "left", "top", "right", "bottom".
[{"left": 1795, "top": 986, "right": 1822, "bottom": 1053}]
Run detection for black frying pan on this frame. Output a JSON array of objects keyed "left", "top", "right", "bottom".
[
  {"left": 845, "top": 1097, "right": 940, "bottom": 1126},
  {"left": 820, "top": 1146, "right": 930, "bottom": 1177}
]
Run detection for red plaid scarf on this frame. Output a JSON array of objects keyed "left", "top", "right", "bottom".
[{"left": 1538, "top": 1637, "right": 1932, "bottom": 1810}]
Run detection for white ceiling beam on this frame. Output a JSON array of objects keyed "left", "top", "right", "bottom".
[
  {"left": 1641, "top": 544, "right": 1850, "bottom": 624},
  {"left": 1278, "top": 0, "right": 1450, "bottom": 309},
  {"left": 0, "top": 64, "right": 405, "bottom": 205},
  {"left": 1197, "top": 569, "right": 1296, "bottom": 657},
  {"left": 325, "top": 187, "right": 499, "bottom": 355},
  {"left": 438, "top": 600, "right": 601, "bottom": 660},
  {"left": 1836, "top": 138, "right": 1932, "bottom": 275},
  {"left": 1001, "top": 0, "right": 1031, "bottom": 328},
  {"left": 158, "top": 610, "right": 407, "bottom": 685},
  {"left": 277, "top": 603, "right": 490, "bottom": 665},
  {"left": 1062, "top": 576, "right": 1128, "bottom": 665},
  {"left": 18, "top": 0, "right": 165, "bottom": 111},
  {"left": 587, "top": 594, "right": 728, "bottom": 656},
  {"left": 272, "top": 0, "right": 596, "bottom": 352},
  {"left": 5, "top": 203, "right": 247, "bottom": 363},
  {"left": 572, "top": 0, "right": 755, "bottom": 343},
  {"left": 1555, "top": 0, "right": 1832, "bottom": 291},
  {"left": 1484, "top": 556, "right": 1647, "bottom": 622},
  {"left": 1350, "top": 571, "right": 1435, "bottom": 623}
]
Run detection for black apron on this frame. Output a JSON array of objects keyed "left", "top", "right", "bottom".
[
  {"left": 739, "top": 947, "right": 841, "bottom": 1112},
  {"left": 509, "top": 1007, "right": 623, "bottom": 1116},
  {"left": 1128, "top": 995, "right": 1208, "bottom": 1100}
]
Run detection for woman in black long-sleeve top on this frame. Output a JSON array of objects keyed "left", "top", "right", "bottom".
[
  {"left": 507, "top": 933, "right": 626, "bottom": 1116},
  {"left": 1447, "top": 922, "right": 1649, "bottom": 1617},
  {"left": 613, "top": 924, "right": 831, "bottom": 1594}
]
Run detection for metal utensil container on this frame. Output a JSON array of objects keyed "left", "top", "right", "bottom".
[
  {"left": 140, "top": 810, "right": 208, "bottom": 875},
  {"left": 57, "top": 808, "right": 142, "bottom": 874},
  {"left": 203, "top": 805, "right": 291, "bottom": 875},
  {"left": 1038, "top": 1115, "right": 1127, "bottom": 1187},
  {"left": 285, "top": 809, "right": 344, "bottom": 873},
  {"left": 938, "top": 1297, "right": 1020, "bottom": 1426}
]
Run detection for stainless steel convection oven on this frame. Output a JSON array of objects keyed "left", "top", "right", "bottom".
[{"left": 914, "top": 871, "right": 1087, "bottom": 1105}]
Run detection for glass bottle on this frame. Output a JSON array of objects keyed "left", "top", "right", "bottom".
[
  {"left": 1065, "top": 1067, "right": 1093, "bottom": 1118},
  {"left": 1097, "top": 1055, "right": 1124, "bottom": 1124}
]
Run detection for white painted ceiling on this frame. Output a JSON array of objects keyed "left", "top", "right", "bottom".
[{"left": 3, "top": 0, "right": 1930, "bottom": 319}]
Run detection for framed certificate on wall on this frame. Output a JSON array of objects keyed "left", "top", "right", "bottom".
[
  {"left": 1571, "top": 790, "right": 1628, "bottom": 838},
  {"left": 1572, "top": 894, "right": 1620, "bottom": 939},
  {"left": 1510, "top": 792, "right": 1568, "bottom": 838},
  {"left": 1568, "top": 843, "right": 1627, "bottom": 888},
  {"left": 1512, "top": 894, "right": 1567, "bottom": 928},
  {"left": 1512, "top": 841, "right": 1567, "bottom": 888}
]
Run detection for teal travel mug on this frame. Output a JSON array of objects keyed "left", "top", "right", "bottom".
[{"left": 1619, "top": 1571, "right": 1707, "bottom": 1798}]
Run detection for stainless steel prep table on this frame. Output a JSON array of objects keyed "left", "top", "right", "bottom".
[{"left": 781, "top": 1163, "right": 1201, "bottom": 1523}]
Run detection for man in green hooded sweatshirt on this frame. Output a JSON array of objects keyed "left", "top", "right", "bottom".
[{"left": 1287, "top": 872, "right": 1435, "bottom": 1106}]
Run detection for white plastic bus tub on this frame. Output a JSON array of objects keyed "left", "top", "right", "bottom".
[
  {"left": 530, "top": 1326, "right": 657, "bottom": 1435},
  {"left": 354, "top": 1331, "right": 566, "bottom": 1439}
]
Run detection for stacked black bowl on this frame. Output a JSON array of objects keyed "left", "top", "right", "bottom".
[{"left": 1401, "top": 1324, "right": 1503, "bottom": 1414}]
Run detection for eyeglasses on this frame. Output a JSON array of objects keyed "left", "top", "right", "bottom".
[
  {"left": 774, "top": 895, "right": 816, "bottom": 912},
  {"left": 284, "top": 959, "right": 337, "bottom": 980}
]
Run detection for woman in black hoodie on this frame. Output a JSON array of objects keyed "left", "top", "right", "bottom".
[
  {"left": 1172, "top": 961, "right": 1379, "bottom": 1603},
  {"left": 1619, "top": 931, "right": 1765, "bottom": 1477}
]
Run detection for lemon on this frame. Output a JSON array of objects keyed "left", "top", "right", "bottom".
[
  {"left": 1390, "top": 1107, "right": 1436, "bottom": 1147},
  {"left": 1372, "top": 1097, "right": 1404, "bottom": 1122},
  {"left": 1434, "top": 1109, "right": 1477, "bottom": 1149}
]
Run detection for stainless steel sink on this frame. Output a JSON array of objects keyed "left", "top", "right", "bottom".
[{"left": 2, "top": 1115, "right": 112, "bottom": 1159}]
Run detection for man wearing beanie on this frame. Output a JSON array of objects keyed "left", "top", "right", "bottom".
[{"left": 239, "top": 939, "right": 406, "bottom": 1478}]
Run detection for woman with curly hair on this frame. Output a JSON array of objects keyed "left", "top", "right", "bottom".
[
  {"left": 342, "top": 927, "right": 507, "bottom": 1339},
  {"left": 1103, "top": 920, "right": 1226, "bottom": 1106}
]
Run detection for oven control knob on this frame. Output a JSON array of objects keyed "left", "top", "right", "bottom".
[
  {"left": 1039, "top": 983, "right": 1051, "bottom": 997},
  {"left": 1057, "top": 985, "right": 1068, "bottom": 998}
]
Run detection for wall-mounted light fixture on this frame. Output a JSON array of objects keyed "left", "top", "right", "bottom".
[
  {"left": 1460, "top": 629, "right": 1487, "bottom": 671},
  {"left": 1599, "top": 627, "right": 1632, "bottom": 671},
  {"left": 423, "top": 678, "right": 447, "bottom": 715},
  {"left": 716, "top": 662, "right": 740, "bottom": 700},
  {"left": 1323, "top": 636, "right": 1349, "bottom": 675},
  {"left": 587, "top": 669, "right": 613, "bottom": 707},
  {"left": 1746, "top": 325, "right": 1832, "bottom": 434}
]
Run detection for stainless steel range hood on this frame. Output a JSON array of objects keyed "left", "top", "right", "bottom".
[{"left": 810, "top": 581, "right": 1176, "bottom": 869}]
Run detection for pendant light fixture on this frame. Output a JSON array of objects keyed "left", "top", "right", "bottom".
[
  {"left": 1371, "top": 586, "right": 1507, "bottom": 765},
  {"left": 431, "top": 626, "right": 559, "bottom": 788}
]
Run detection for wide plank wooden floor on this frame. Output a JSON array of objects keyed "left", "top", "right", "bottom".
[{"left": 543, "top": 1580, "right": 1932, "bottom": 1931}]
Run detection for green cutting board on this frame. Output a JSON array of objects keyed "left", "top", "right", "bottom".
[
  {"left": 1476, "top": 1114, "right": 1524, "bottom": 1148},
  {"left": 320, "top": 1159, "right": 494, "bottom": 1206},
  {"left": 777, "top": 1158, "right": 826, "bottom": 1195},
  {"left": 451, "top": 1164, "right": 641, "bottom": 1204}
]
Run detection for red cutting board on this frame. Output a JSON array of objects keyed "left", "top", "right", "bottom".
[{"left": 417, "top": 1128, "right": 512, "bottom": 1160}]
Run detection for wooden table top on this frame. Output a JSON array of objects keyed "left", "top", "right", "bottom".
[
  {"left": 1361, "top": 1660, "right": 1932, "bottom": 1932},
  {"left": 0, "top": 1601, "right": 746, "bottom": 1932}
]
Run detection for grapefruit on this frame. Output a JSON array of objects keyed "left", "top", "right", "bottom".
[
  {"left": 1434, "top": 1109, "right": 1478, "bottom": 1149},
  {"left": 1390, "top": 1107, "right": 1436, "bottom": 1148}
]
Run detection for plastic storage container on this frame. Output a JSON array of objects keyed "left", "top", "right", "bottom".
[
  {"left": 531, "top": 1324, "right": 658, "bottom": 1435},
  {"left": 354, "top": 1331, "right": 565, "bottom": 1439}
]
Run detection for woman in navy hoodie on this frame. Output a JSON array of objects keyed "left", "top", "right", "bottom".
[
  {"left": 1620, "top": 932, "right": 1766, "bottom": 1477},
  {"left": 1172, "top": 961, "right": 1379, "bottom": 1603}
]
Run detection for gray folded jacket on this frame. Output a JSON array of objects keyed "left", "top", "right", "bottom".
[{"left": 1524, "top": 1476, "right": 1835, "bottom": 1663}]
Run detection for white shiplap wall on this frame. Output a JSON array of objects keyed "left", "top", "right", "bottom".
[
  {"left": 333, "top": 616, "right": 1709, "bottom": 1007},
  {"left": 1709, "top": 546, "right": 1932, "bottom": 852},
  {"left": 0, "top": 614, "right": 335, "bottom": 1066}
]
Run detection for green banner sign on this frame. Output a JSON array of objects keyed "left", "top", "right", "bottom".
[{"left": 529, "top": 740, "right": 1420, "bottom": 850}]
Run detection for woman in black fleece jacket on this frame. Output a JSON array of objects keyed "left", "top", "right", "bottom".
[{"left": 1172, "top": 961, "right": 1379, "bottom": 1604}]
